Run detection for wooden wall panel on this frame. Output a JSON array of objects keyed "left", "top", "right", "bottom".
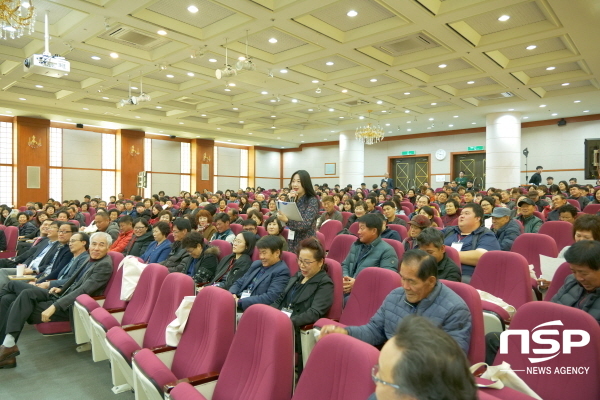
[
  {"left": 192, "top": 139, "right": 214, "bottom": 193},
  {"left": 16, "top": 117, "right": 50, "bottom": 205},
  {"left": 118, "top": 129, "right": 145, "bottom": 197}
]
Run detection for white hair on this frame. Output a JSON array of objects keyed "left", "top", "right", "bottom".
[{"left": 90, "top": 231, "right": 113, "bottom": 246}]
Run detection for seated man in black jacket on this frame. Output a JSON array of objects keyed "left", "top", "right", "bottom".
[{"left": 416, "top": 228, "right": 461, "bottom": 282}]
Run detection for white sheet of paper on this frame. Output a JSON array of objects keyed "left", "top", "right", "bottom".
[
  {"left": 540, "top": 255, "right": 565, "bottom": 281},
  {"left": 277, "top": 201, "right": 303, "bottom": 222}
]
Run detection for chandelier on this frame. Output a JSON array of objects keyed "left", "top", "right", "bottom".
[
  {"left": 355, "top": 110, "right": 385, "bottom": 145},
  {"left": 0, "top": 1, "right": 36, "bottom": 39}
]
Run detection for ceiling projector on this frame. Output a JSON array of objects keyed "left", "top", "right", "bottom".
[{"left": 24, "top": 54, "right": 70, "bottom": 78}]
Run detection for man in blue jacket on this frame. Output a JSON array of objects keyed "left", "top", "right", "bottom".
[
  {"left": 229, "top": 235, "right": 290, "bottom": 311},
  {"left": 320, "top": 249, "right": 472, "bottom": 354},
  {"left": 490, "top": 207, "right": 521, "bottom": 251}
]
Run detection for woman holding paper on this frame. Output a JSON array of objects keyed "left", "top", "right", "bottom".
[{"left": 277, "top": 170, "right": 319, "bottom": 253}]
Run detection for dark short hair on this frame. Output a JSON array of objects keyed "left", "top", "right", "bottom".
[
  {"left": 547, "top": 176, "right": 554, "bottom": 180},
  {"left": 391, "top": 315, "right": 477, "bottom": 400},
  {"left": 203, "top": 203, "right": 217, "bottom": 216},
  {"left": 229, "top": 208, "right": 239, "bottom": 217},
  {"left": 558, "top": 204, "right": 578, "bottom": 218},
  {"left": 365, "top": 196, "right": 377, "bottom": 205},
  {"left": 241, "top": 218, "right": 257, "bottom": 227},
  {"left": 256, "top": 234, "right": 284, "bottom": 254},
  {"left": 572, "top": 214, "right": 600, "bottom": 240},
  {"left": 354, "top": 200, "right": 366, "bottom": 210},
  {"left": 565, "top": 240, "right": 600, "bottom": 271},
  {"left": 416, "top": 227, "right": 444, "bottom": 249},
  {"left": 196, "top": 210, "right": 213, "bottom": 224},
  {"left": 119, "top": 215, "right": 133, "bottom": 225},
  {"left": 181, "top": 231, "right": 205, "bottom": 249},
  {"left": 73, "top": 232, "right": 90, "bottom": 251},
  {"left": 57, "top": 210, "right": 70, "bottom": 219},
  {"left": 133, "top": 217, "right": 149, "bottom": 228},
  {"left": 357, "top": 213, "right": 383, "bottom": 236},
  {"left": 419, "top": 205, "right": 435, "bottom": 219},
  {"left": 536, "top": 166, "right": 543, "bottom": 170},
  {"left": 569, "top": 184, "right": 580, "bottom": 190},
  {"left": 153, "top": 221, "right": 171, "bottom": 237},
  {"left": 445, "top": 199, "right": 459, "bottom": 210},
  {"left": 157, "top": 210, "right": 173, "bottom": 221},
  {"left": 382, "top": 201, "right": 396, "bottom": 209},
  {"left": 265, "top": 215, "right": 283, "bottom": 234},
  {"left": 402, "top": 249, "right": 438, "bottom": 280},
  {"left": 173, "top": 218, "right": 192, "bottom": 232},
  {"left": 238, "top": 231, "right": 257, "bottom": 256},
  {"left": 297, "top": 237, "right": 325, "bottom": 261},
  {"left": 213, "top": 212, "right": 230, "bottom": 224},
  {"left": 95, "top": 211, "right": 110, "bottom": 220},
  {"left": 462, "top": 203, "right": 483, "bottom": 224}
]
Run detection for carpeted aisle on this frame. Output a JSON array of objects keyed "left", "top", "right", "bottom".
[{"left": 0, "top": 324, "right": 134, "bottom": 400}]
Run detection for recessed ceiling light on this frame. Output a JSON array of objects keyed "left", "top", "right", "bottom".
[
  {"left": 233, "top": 107, "right": 238, "bottom": 110},
  {"left": 438, "top": 64, "right": 447, "bottom": 68},
  {"left": 467, "top": 81, "right": 475, "bottom": 84},
  {"left": 280, "top": 69, "right": 288, "bottom": 73},
  {"left": 341, "top": 89, "right": 348, "bottom": 93},
  {"left": 562, "top": 83, "right": 570, "bottom": 86},
  {"left": 271, "top": 126, "right": 276, "bottom": 129},
  {"left": 523, "top": 116, "right": 529, "bottom": 119},
  {"left": 179, "top": 122, "right": 184, "bottom": 124},
  {"left": 552, "top": 113, "right": 558, "bottom": 116},
  {"left": 301, "top": 140, "right": 304, "bottom": 143},
  {"left": 135, "top": 116, "right": 140, "bottom": 118},
  {"left": 291, "top": 99, "right": 298, "bottom": 103},
  {"left": 102, "top": 96, "right": 109, "bottom": 99},
  {"left": 224, "top": 88, "right": 231, "bottom": 91},
  {"left": 271, "top": 115, "right": 276, "bottom": 117},
  {"left": 453, "top": 115, "right": 459, "bottom": 118},
  {"left": 208, "top": 58, "right": 217, "bottom": 63},
  {"left": 156, "top": 106, "right": 162, "bottom": 109},
  {"left": 584, "top": 110, "right": 590, "bottom": 113},
  {"left": 407, "top": 129, "right": 411, "bottom": 132},
  {"left": 431, "top": 103, "right": 437, "bottom": 106},
  {"left": 312, "top": 80, "right": 319, "bottom": 83},
  {"left": 427, "top": 127, "right": 431, "bottom": 130},
  {"left": 508, "top": 108, "right": 514, "bottom": 111},
  {"left": 471, "top": 122, "right": 476, "bottom": 124},
  {"left": 157, "top": 30, "right": 167, "bottom": 36},
  {"left": 83, "top": 107, "right": 89, "bottom": 110},
  {"left": 428, "top": 118, "right": 434, "bottom": 121},
  {"left": 91, "top": 56, "right": 101, "bottom": 60},
  {"left": 325, "top": 61, "right": 334, "bottom": 66},
  {"left": 376, "top": 100, "right": 383, "bottom": 104},
  {"left": 238, "top": 56, "right": 246, "bottom": 61},
  {"left": 308, "top": 109, "right": 313, "bottom": 111},
  {"left": 404, "top": 92, "right": 410, "bottom": 95},
  {"left": 201, "top": 114, "right": 206, "bottom": 116},
  {"left": 324, "top": 139, "right": 328, "bottom": 141},
  {"left": 449, "top": 124, "right": 454, "bottom": 127},
  {"left": 261, "top": 91, "right": 268, "bottom": 95},
  {"left": 405, "top": 110, "right": 410, "bottom": 113},
  {"left": 131, "top": 86, "right": 138, "bottom": 90},
  {"left": 546, "top": 66, "right": 555, "bottom": 71},
  {"left": 381, "top": 110, "right": 387, "bottom": 113},
  {"left": 268, "top": 38, "right": 278, "bottom": 43},
  {"left": 526, "top": 45, "right": 537, "bottom": 50},
  {"left": 160, "top": 131, "right": 163, "bottom": 133},
  {"left": 166, "top": 74, "right": 174, "bottom": 78},
  {"left": 110, "top": 52, "right": 119, "bottom": 58},
  {"left": 339, "top": 116, "right": 344, "bottom": 119},
  {"left": 370, "top": 78, "right": 378, "bottom": 82},
  {"left": 329, "top": 108, "right": 334, "bottom": 112},
  {"left": 248, "top": 132, "right": 253, "bottom": 134},
  {"left": 270, "top": 99, "right": 276, "bottom": 102},
  {"left": 35, "top": 85, "right": 43, "bottom": 88},
  {"left": 187, "top": 72, "right": 195, "bottom": 77},
  {"left": 498, "top": 15, "right": 510, "bottom": 21},
  {"left": 299, "top": 134, "right": 303, "bottom": 136},
  {"left": 407, "top": 121, "right": 411, "bottom": 124},
  {"left": 187, "top": 5, "right": 199, "bottom": 13},
  {"left": 359, "top": 116, "right": 365, "bottom": 120},
  {"left": 574, "top": 100, "right": 581, "bottom": 103},
  {"left": 347, "top": 10, "right": 358, "bottom": 17},
  {"left": 228, "top": 82, "right": 236, "bottom": 87},
  {"left": 217, "top": 127, "right": 221, "bottom": 129},
  {"left": 239, "top": 121, "right": 244, "bottom": 123},
  {"left": 540, "top": 104, "right": 546, "bottom": 107}
]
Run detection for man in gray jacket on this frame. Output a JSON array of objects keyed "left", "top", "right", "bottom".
[
  {"left": 491, "top": 207, "right": 521, "bottom": 251},
  {"left": 341, "top": 213, "right": 399, "bottom": 296},
  {"left": 321, "top": 249, "right": 472, "bottom": 354}
]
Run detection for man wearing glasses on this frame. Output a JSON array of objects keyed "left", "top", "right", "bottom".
[
  {"left": 369, "top": 315, "right": 477, "bottom": 400},
  {"left": 0, "top": 232, "right": 113, "bottom": 369}
]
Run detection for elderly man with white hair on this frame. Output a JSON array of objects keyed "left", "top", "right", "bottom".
[{"left": 0, "top": 231, "right": 113, "bottom": 369}]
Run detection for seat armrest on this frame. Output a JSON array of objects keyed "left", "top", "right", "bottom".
[
  {"left": 122, "top": 323, "right": 148, "bottom": 332},
  {"left": 105, "top": 307, "right": 127, "bottom": 313},
  {"left": 164, "top": 372, "right": 220, "bottom": 394},
  {"left": 91, "top": 295, "right": 106, "bottom": 301},
  {"left": 145, "top": 345, "right": 177, "bottom": 355},
  {"left": 300, "top": 324, "right": 314, "bottom": 331}
]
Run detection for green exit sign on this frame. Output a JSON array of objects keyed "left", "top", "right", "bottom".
[
  {"left": 468, "top": 146, "right": 485, "bottom": 151},
  {"left": 401, "top": 151, "right": 416, "bottom": 155}
]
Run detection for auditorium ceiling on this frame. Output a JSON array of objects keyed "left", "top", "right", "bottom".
[{"left": 0, "top": 0, "right": 599, "bottom": 148}]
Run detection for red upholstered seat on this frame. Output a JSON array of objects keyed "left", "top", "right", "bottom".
[
  {"left": 326, "top": 234, "right": 356, "bottom": 264},
  {"left": 209, "top": 240, "right": 232, "bottom": 261},
  {"left": 382, "top": 238, "right": 404, "bottom": 266},
  {"left": 543, "top": 262, "right": 572, "bottom": 302},
  {"left": 280, "top": 251, "right": 299, "bottom": 276},
  {"left": 538, "top": 221, "right": 574, "bottom": 252},
  {"left": 319, "top": 219, "right": 343, "bottom": 251}
]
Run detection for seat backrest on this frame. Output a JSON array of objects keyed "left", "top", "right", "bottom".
[
  {"left": 387, "top": 224, "right": 407, "bottom": 240},
  {"left": 171, "top": 286, "right": 237, "bottom": 380},
  {"left": 510, "top": 233, "right": 558, "bottom": 277},
  {"left": 494, "top": 302, "right": 600, "bottom": 400},
  {"left": 532, "top": 211, "right": 545, "bottom": 221},
  {"left": 470, "top": 251, "right": 532, "bottom": 310},
  {"left": 543, "top": 262, "right": 572, "bottom": 302},
  {"left": 319, "top": 220, "right": 343, "bottom": 251},
  {"left": 239, "top": 214, "right": 247, "bottom": 220},
  {"left": 401, "top": 202, "right": 414, "bottom": 213},
  {"left": 69, "top": 219, "right": 80, "bottom": 227},
  {"left": 257, "top": 226, "right": 267, "bottom": 237},
  {"left": 538, "top": 221, "right": 574, "bottom": 252},
  {"left": 83, "top": 212, "right": 92, "bottom": 226},
  {"left": 280, "top": 251, "right": 299, "bottom": 276},
  {"left": 582, "top": 203, "right": 600, "bottom": 214},
  {"left": 433, "top": 216, "right": 444, "bottom": 228},
  {"left": 315, "top": 231, "right": 325, "bottom": 247},
  {"left": 293, "top": 334, "right": 378, "bottom": 400},
  {"left": 143, "top": 273, "right": 195, "bottom": 349},
  {"left": 167, "top": 233, "right": 174, "bottom": 243},
  {"left": 103, "top": 252, "right": 127, "bottom": 310},
  {"left": 566, "top": 198, "right": 581, "bottom": 210},
  {"left": 281, "top": 229, "right": 288, "bottom": 240},
  {"left": 323, "top": 259, "right": 343, "bottom": 320},
  {"left": 212, "top": 304, "right": 294, "bottom": 400},
  {"left": 230, "top": 223, "right": 242, "bottom": 235},
  {"left": 341, "top": 212, "right": 352, "bottom": 227},
  {"left": 444, "top": 246, "right": 461, "bottom": 272},
  {"left": 326, "top": 234, "right": 356, "bottom": 264},
  {"left": 441, "top": 280, "right": 485, "bottom": 364},
  {"left": 251, "top": 246, "right": 259, "bottom": 261},
  {"left": 340, "top": 267, "right": 401, "bottom": 326},
  {"left": 382, "top": 238, "right": 404, "bottom": 266},
  {"left": 2, "top": 226, "right": 18, "bottom": 253},
  {"left": 348, "top": 222, "right": 359, "bottom": 236},
  {"left": 121, "top": 263, "right": 169, "bottom": 325},
  {"left": 228, "top": 203, "right": 239, "bottom": 210},
  {"left": 210, "top": 240, "right": 233, "bottom": 261}
]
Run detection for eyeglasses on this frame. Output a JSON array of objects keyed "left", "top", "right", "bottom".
[
  {"left": 298, "top": 258, "right": 318, "bottom": 266},
  {"left": 233, "top": 239, "right": 245, "bottom": 245},
  {"left": 371, "top": 365, "right": 400, "bottom": 390},
  {"left": 134, "top": 226, "right": 147, "bottom": 230},
  {"left": 58, "top": 230, "right": 73, "bottom": 234}
]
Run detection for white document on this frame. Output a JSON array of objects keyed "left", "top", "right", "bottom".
[
  {"left": 540, "top": 255, "right": 565, "bottom": 281},
  {"left": 277, "top": 201, "right": 303, "bottom": 221}
]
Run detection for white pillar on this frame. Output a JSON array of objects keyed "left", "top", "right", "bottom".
[
  {"left": 339, "top": 131, "right": 364, "bottom": 187},
  {"left": 486, "top": 112, "right": 521, "bottom": 188}
]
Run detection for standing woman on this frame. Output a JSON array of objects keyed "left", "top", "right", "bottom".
[{"left": 277, "top": 170, "right": 319, "bottom": 253}]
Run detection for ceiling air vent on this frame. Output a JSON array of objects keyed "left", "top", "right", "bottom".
[
  {"left": 474, "top": 92, "right": 514, "bottom": 101},
  {"left": 342, "top": 99, "right": 370, "bottom": 106},
  {"left": 376, "top": 33, "right": 440, "bottom": 56},
  {"left": 99, "top": 26, "right": 168, "bottom": 51},
  {"left": 176, "top": 96, "right": 200, "bottom": 105}
]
